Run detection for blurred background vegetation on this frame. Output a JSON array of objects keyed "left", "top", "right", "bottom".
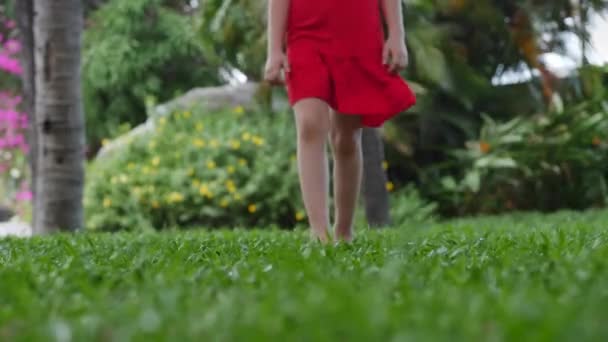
[{"left": 3, "top": 0, "right": 608, "bottom": 230}]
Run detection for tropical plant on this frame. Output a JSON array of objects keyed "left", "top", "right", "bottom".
[{"left": 428, "top": 87, "right": 608, "bottom": 215}]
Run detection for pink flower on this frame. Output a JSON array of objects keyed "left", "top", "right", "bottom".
[
  {"left": 15, "top": 190, "right": 33, "bottom": 202},
  {"left": 0, "top": 53, "right": 22, "bottom": 75},
  {"left": 3, "top": 39, "right": 21, "bottom": 54}
]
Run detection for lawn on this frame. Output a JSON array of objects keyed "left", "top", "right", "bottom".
[{"left": 1, "top": 210, "right": 608, "bottom": 341}]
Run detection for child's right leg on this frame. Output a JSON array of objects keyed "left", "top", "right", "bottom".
[{"left": 293, "top": 98, "right": 331, "bottom": 243}]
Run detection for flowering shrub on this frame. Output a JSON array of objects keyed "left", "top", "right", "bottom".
[
  {"left": 85, "top": 107, "right": 308, "bottom": 231},
  {"left": 0, "top": 7, "right": 31, "bottom": 216}
]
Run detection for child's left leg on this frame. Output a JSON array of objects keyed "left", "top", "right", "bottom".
[{"left": 329, "top": 112, "right": 363, "bottom": 242}]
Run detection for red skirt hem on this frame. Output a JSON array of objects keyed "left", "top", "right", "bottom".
[{"left": 286, "top": 49, "right": 417, "bottom": 128}]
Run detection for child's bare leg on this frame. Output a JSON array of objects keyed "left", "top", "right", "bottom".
[
  {"left": 329, "top": 112, "right": 363, "bottom": 242},
  {"left": 293, "top": 98, "right": 331, "bottom": 243}
]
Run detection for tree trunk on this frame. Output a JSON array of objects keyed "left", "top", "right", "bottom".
[
  {"left": 33, "top": 0, "right": 85, "bottom": 233},
  {"left": 15, "top": 0, "right": 38, "bottom": 225},
  {"left": 361, "top": 128, "right": 391, "bottom": 228}
]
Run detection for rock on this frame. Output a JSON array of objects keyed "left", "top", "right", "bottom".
[
  {"left": 0, "top": 206, "right": 14, "bottom": 222},
  {"left": 0, "top": 218, "right": 32, "bottom": 238},
  {"left": 151, "top": 81, "right": 261, "bottom": 118},
  {"left": 96, "top": 82, "right": 265, "bottom": 160}
]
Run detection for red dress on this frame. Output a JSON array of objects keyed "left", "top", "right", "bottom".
[{"left": 285, "top": 0, "right": 416, "bottom": 127}]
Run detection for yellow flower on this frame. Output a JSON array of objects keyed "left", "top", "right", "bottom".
[
  {"left": 148, "top": 140, "right": 157, "bottom": 149},
  {"left": 159, "top": 117, "right": 167, "bottom": 126},
  {"left": 151, "top": 200, "right": 160, "bottom": 209},
  {"left": 295, "top": 211, "right": 305, "bottom": 221},
  {"left": 192, "top": 179, "right": 201, "bottom": 187},
  {"left": 233, "top": 106, "right": 245, "bottom": 115},
  {"left": 220, "top": 198, "right": 230, "bottom": 208},
  {"left": 142, "top": 166, "right": 151, "bottom": 175},
  {"left": 101, "top": 138, "right": 110, "bottom": 147},
  {"left": 152, "top": 157, "right": 160, "bottom": 166},
  {"left": 386, "top": 181, "right": 395, "bottom": 192},
  {"left": 230, "top": 140, "right": 241, "bottom": 150},
  {"left": 234, "top": 193, "right": 242, "bottom": 201},
  {"left": 210, "top": 139, "right": 219, "bottom": 148},
  {"left": 207, "top": 160, "right": 216, "bottom": 169},
  {"left": 127, "top": 163, "right": 136, "bottom": 170},
  {"left": 166, "top": 192, "right": 184, "bottom": 203},
  {"left": 193, "top": 138, "right": 206, "bottom": 148},
  {"left": 227, "top": 166, "right": 235, "bottom": 174},
  {"left": 238, "top": 158, "right": 247, "bottom": 166},
  {"left": 382, "top": 161, "right": 389, "bottom": 170},
  {"left": 103, "top": 197, "right": 112, "bottom": 208},
  {"left": 252, "top": 136, "right": 265, "bottom": 146},
  {"left": 199, "top": 184, "right": 213, "bottom": 198},
  {"left": 183, "top": 111, "right": 192, "bottom": 119},
  {"left": 241, "top": 132, "right": 251, "bottom": 141},
  {"left": 248, "top": 204, "right": 257, "bottom": 213},
  {"left": 225, "top": 180, "right": 236, "bottom": 193},
  {"left": 196, "top": 123, "right": 204, "bottom": 132}
]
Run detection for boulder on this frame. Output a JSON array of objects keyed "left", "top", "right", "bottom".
[
  {"left": 96, "top": 82, "right": 285, "bottom": 160},
  {"left": 151, "top": 81, "right": 261, "bottom": 118},
  {"left": 0, "top": 218, "right": 32, "bottom": 238}
]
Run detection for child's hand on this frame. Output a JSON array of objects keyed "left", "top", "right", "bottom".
[
  {"left": 264, "top": 51, "right": 290, "bottom": 85},
  {"left": 383, "top": 36, "right": 409, "bottom": 73}
]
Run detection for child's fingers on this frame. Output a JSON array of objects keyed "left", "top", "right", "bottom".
[
  {"left": 282, "top": 55, "right": 291, "bottom": 73},
  {"left": 397, "top": 53, "right": 408, "bottom": 70},
  {"left": 264, "top": 67, "right": 280, "bottom": 85},
  {"left": 389, "top": 50, "right": 398, "bottom": 73},
  {"left": 382, "top": 44, "right": 389, "bottom": 65}
]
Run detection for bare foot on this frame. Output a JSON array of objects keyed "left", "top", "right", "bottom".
[
  {"left": 310, "top": 229, "right": 330, "bottom": 244},
  {"left": 334, "top": 227, "right": 353, "bottom": 243}
]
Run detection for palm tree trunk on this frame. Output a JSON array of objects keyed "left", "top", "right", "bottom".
[
  {"left": 33, "top": 0, "right": 85, "bottom": 233},
  {"left": 15, "top": 0, "right": 38, "bottom": 225},
  {"left": 361, "top": 128, "right": 391, "bottom": 228}
]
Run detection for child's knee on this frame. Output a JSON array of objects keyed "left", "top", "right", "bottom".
[
  {"left": 294, "top": 99, "right": 330, "bottom": 143},
  {"left": 330, "top": 129, "right": 361, "bottom": 156},
  {"left": 298, "top": 118, "right": 328, "bottom": 143}
]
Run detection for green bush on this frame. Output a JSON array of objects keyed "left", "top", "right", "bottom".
[
  {"left": 389, "top": 185, "right": 438, "bottom": 224},
  {"left": 199, "top": 0, "right": 266, "bottom": 81},
  {"left": 85, "top": 106, "right": 306, "bottom": 231},
  {"left": 427, "top": 95, "right": 608, "bottom": 215},
  {"left": 83, "top": 0, "right": 219, "bottom": 151}
]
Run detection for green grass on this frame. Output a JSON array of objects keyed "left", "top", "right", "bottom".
[{"left": 2, "top": 210, "right": 608, "bottom": 341}]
